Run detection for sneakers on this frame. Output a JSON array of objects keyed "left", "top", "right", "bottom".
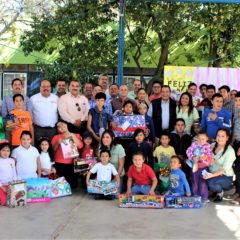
[
  {"left": 213, "top": 195, "right": 223, "bottom": 202},
  {"left": 202, "top": 198, "right": 210, "bottom": 204}
]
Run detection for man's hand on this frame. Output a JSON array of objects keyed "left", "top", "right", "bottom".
[{"left": 74, "top": 119, "right": 82, "bottom": 127}]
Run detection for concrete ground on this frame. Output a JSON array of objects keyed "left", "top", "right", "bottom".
[{"left": 0, "top": 191, "right": 240, "bottom": 240}]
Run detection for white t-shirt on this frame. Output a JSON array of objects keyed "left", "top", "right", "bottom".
[
  {"left": 90, "top": 162, "right": 118, "bottom": 183},
  {"left": 39, "top": 152, "right": 53, "bottom": 176},
  {"left": 0, "top": 157, "right": 17, "bottom": 185},
  {"left": 12, "top": 145, "right": 40, "bottom": 179}
]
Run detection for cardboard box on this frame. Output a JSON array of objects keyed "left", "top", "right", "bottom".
[
  {"left": 50, "top": 177, "right": 72, "bottom": 198},
  {"left": 113, "top": 115, "right": 146, "bottom": 138},
  {"left": 7, "top": 180, "right": 27, "bottom": 208},
  {"left": 165, "top": 196, "right": 201, "bottom": 209},
  {"left": 87, "top": 180, "right": 118, "bottom": 195},
  {"left": 119, "top": 194, "right": 165, "bottom": 209},
  {"left": 74, "top": 158, "right": 97, "bottom": 174},
  {"left": 26, "top": 178, "right": 52, "bottom": 203}
]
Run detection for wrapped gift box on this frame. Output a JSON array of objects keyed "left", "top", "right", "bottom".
[
  {"left": 50, "top": 177, "right": 72, "bottom": 198},
  {"left": 87, "top": 180, "right": 118, "bottom": 195},
  {"left": 119, "top": 194, "right": 165, "bottom": 209},
  {"left": 7, "top": 180, "right": 27, "bottom": 208},
  {"left": 165, "top": 196, "right": 201, "bottom": 209},
  {"left": 74, "top": 158, "right": 97, "bottom": 174},
  {"left": 26, "top": 178, "right": 52, "bottom": 203},
  {"left": 154, "top": 163, "right": 170, "bottom": 192},
  {"left": 113, "top": 115, "right": 146, "bottom": 138}
]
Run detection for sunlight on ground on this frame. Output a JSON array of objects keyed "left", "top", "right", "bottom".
[{"left": 215, "top": 204, "right": 240, "bottom": 239}]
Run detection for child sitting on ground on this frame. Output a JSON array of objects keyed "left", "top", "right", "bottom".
[
  {"left": 126, "top": 151, "right": 158, "bottom": 195},
  {"left": 86, "top": 149, "right": 120, "bottom": 200},
  {"left": 12, "top": 131, "right": 41, "bottom": 179},
  {"left": 0, "top": 142, "right": 17, "bottom": 206},
  {"left": 166, "top": 155, "right": 191, "bottom": 196}
]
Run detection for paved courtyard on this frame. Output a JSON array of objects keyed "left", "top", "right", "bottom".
[{"left": 0, "top": 191, "right": 240, "bottom": 239}]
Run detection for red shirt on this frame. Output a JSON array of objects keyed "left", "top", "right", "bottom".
[
  {"left": 51, "top": 134, "right": 83, "bottom": 164},
  {"left": 128, "top": 163, "right": 155, "bottom": 185},
  {"left": 149, "top": 94, "right": 161, "bottom": 102},
  {"left": 81, "top": 146, "right": 95, "bottom": 159}
]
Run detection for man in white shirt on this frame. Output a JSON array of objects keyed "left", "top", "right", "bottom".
[
  {"left": 98, "top": 73, "right": 110, "bottom": 98},
  {"left": 58, "top": 80, "right": 90, "bottom": 135},
  {"left": 30, "top": 80, "right": 58, "bottom": 144}
]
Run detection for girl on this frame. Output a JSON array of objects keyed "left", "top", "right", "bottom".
[
  {"left": 125, "top": 128, "right": 154, "bottom": 172},
  {"left": 186, "top": 131, "right": 212, "bottom": 201},
  {"left": 0, "top": 142, "right": 17, "bottom": 206},
  {"left": 190, "top": 121, "right": 201, "bottom": 142},
  {"left": 38, "top": 137, "right": 56, "bottom": 178},
  {"left": 81, "top": 131, "right": 96, "bottom": 159},
  {"left": 176, "top": 92, "right": 199, "bottom": 134},
  {"left": 204, "top": 128, "right": 236, "bottom": 202}
]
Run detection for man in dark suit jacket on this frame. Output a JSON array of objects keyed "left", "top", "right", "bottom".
[{"left": 147, "top": 85, "right": 176, "bottom": 138}]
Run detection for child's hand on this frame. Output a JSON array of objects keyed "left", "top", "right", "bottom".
[
  {"left": 110, "top": 122, "right": 117, "bottom": 130},
  {"left": 186, "top": 192, "right": 191, "bottom": 197},
  {"left": 193, "top": 157, "right": 198, "bottom": 163},
  {"left": 237, "top": 148, "right": 240, "bottom": 156},
  {"left": 51, "top": 167, "right": 56, "bottom": 174},
  {"left": 126, "top": 190, "right": 131, "bottom": 196},
  {"left": 149, "top": 190, "right": 155, "bottom": 196}
]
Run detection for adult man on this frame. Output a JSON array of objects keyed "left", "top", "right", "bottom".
[
  {"left": 109, "top": 83, "right": 119, "bottom": 99},
  {"left": 149, "top": 81, "right": 161, "bottom": 102},
  {"left": 128, "top": 79, "right": 141, "bottom": 100},
  {"left": 98, "top": 73, "right": 110, "bottom": 98},
  {"left": 30, "top": 80, "right": 58, "bottom": 144},
  {"left": 201, "top": 84, "right": 216, "bottom": 108},
  {"left": 219, "top": 85, "right": 235, "bottom": 115},
  {"left": 147, "top": 85, "right": 176, "bottom": 137},
  {"left": 111, "top": 84, "right": 137, "bottom": 113},
  {"left": 83, "top": 82, "right": 93, "bottom": 100},
  {"left": 58, "top": 80, "right": 90, "bottom": 135},
  {"left": 2, "top": 78, "right": 33, "bottom": 117},
  {"left": 230, "top": 89, "right": 238, "bottom": 100},
  {"left": 55, "top": 79, "right": 67, "bottom": 98}
]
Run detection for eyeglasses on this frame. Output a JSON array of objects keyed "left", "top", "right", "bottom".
[{"left": 76, "top": 103, "right": 81, "bottom": 111}]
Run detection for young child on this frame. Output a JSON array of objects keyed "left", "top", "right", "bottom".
[
  {"left": 153, "top": 131, "right": 176, "bottom": 165},
  {"left": 186, "top": 131, "right": 212, "bottom": 201},
  {"left": 166, "top": 155, "right": 191, "bottom": 196},
  {"left": 125, "top": 129, "right": 154, "bottom": 172},
  {"left": 38, "top": 137, "right": 56, "bottom": 178},
  {"left": 9, "top": 94, "right": 34, "bottom": 147},
  {"left": 81, "top": 131, "right": 96, "bottom": 159},
  {"left": 0, "top": 142, "right": 17, "bottom": 206},
  {"left": 113, "top": 100, "right": 134, "bottom": 116},
  {"left": 87, "top": 92, "right": 110, "bottom": 143},
  {"left": 126, "top": 151, "right": 157, "bottom": 195},
  {"left": 86, "top": 149, "right": 120, "bottom": 200},
  {"left": 191, "top": 121, "right": 201, "bottom": 142},
  {"left": 12, "top": 131, "right": 41, "bottom": 179}
]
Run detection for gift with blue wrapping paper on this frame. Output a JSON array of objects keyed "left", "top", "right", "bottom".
[{"left": 165, "top": 195, "right": 201, "bottom": 209}]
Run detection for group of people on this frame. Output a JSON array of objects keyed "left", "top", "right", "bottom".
[{"left": 0, "top": 73, "right": 239, "bottom": 204}]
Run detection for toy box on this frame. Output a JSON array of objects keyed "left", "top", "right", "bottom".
[
  {"left": 87, "top": 180, "right": 118, "bottom": 195},
  {"left": 7, "top": 180, "right": 27, "bottom": 208},
  {"left": 74, "top": 158, "right": 97, "bottom": 174},
  {"left": 154, "top": 163, "right": 170, "bottom": 192},
  {"left": 119, "top": 194, "right": 165, "bottom": 209},
  {"left": 113, "top": 115, "right": 146, "bottom": 138},
  {"left": 50, "top": 177, "right": 72, "bottom": 198},
  {"left": 165, "top": 196, "right": 201, "bottom": 209},
  {"left": 26, "top": 178, "right": 52, "bottom": 203},
  {"left": 61, "top": 137, "right": 79, "bottom": 159}
]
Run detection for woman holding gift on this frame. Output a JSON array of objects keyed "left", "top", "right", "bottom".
[
  {"left": 204, "top": 128, "right": 236, "bottom": 202},
  {"left": 51, "top": 121, "right": 83, "bottom": 189}
]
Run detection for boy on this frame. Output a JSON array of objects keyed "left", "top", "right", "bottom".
[
  {"left": 200, "top": 93, "right": 231, "bottom": 140},
  {"left": 86, "top": 149, "right": 120, "bottom": 200},
  {"left": 167, "top": 156, "right": 191, "bottom": 196},
  {"left": 9, "top": 94, "right": 34, "bottom": 147},
  {"left": 12, "top": 131, "right": 41, "bottom": 179},
  {"left": 87, "top": 92, "right": 110, "bottom": 143},
  {"left": 126, "top": 151, "right": 157, "bottom": 195}
]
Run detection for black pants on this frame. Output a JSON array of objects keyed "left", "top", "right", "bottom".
[
  {"left": 67, "top": 121, "right": 87, "bottom": 136},
  {"left": 34, "top": 125, "right": 57, "bottom": 146},
  {"left": 55, "top": 162, "right": 78, "bottom": 189},
  {"left": 233, "top": 141, "right": 240, "bottom": 194}
]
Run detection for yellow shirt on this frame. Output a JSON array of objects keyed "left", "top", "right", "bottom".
[{"left": 153, "top": 145, "right": 176, "bottom": 164}]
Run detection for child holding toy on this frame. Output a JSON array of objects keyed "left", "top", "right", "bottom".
[
  {"left": 12, "top": 131, "right": 41, "bottom": 179},
  {"left": 81, "top": 131, "right": 96, "bottom": 159},
  {"left": 186, "top": 131, "right": 212, "bottom": 200},
  {"left": 0, "top": 142, "right": 17, "bottom": 206},
  {"left": 126, "top": 151, "right": 157, "bottom": 195},
  {"left": 86, "top": 149, "right": 120, "bottom": 200},
  {"left": 166, "top": 155, "right": 191, "bottom": 196},
  {"left": 38, "top": 137, "right": 56, "bottom": 178}
]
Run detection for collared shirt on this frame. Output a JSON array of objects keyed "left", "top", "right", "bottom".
[
  {"left": 58, "top": 92, "right": 90, "bottom": 124},
  {"left": 111, "top": 97, "right": 137, "bottom": 113},
  {"left": 223, "top": 98, "right": 235, "bottom": 115},
  {"left": 161, "top": 100, "right": 170, "bottom": 130},
  {"left": 1, "top": 94, "right": 33, "bottom": 118},
  {"left": 30, "top": 93, "right": 58, "bottom": 127},
  {"left": 55, "top": 91, "right": 66, "bottom": 98},
  {"left": 89, "top": 98, "right": 113, "bottom": 116}
]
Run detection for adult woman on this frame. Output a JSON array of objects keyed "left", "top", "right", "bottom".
[
  {"left": 51, "top": 121, "right": 83, "bottom": 188},
  {"left": 100, "top": 130, "right": 125, "bottom": 192},
  {"left": 176, "top": 92, "right": 199, "bottom": 134},
  {"left": 136, "top": 88, "right": 150, "bottom": 108},
  {"left": 204, "top": 128, "right": 236, "bottom": 202}
]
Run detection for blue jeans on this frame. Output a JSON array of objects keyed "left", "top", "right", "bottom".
[
  {"left": 131, "top": 184, "right": 151, "bottom": 195},
  {"left": 207, "top": 176, "right": 233, "bottom": 193}
]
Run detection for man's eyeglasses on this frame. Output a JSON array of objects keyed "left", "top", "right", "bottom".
[{"left": 76, "top": 103, "right": 81, "bottom": 111}]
